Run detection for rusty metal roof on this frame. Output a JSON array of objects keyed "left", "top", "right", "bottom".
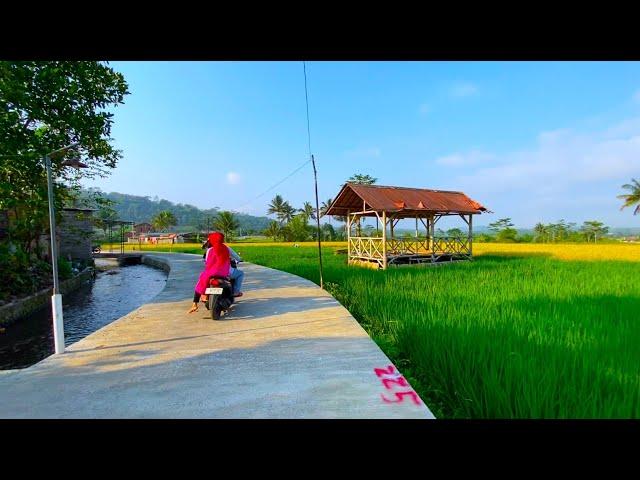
[{"left": 325, "top": 183, "right": 488, "bottom": 217}]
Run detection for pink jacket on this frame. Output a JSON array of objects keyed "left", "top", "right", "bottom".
[{"left": 194, "top": 243, "right": 231, "bottom": 295}]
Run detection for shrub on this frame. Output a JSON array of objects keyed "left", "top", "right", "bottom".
[{"left": 58, "top": 257, "right": 73, "bottom": 280}]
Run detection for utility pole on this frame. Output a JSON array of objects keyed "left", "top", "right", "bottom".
[{"left": 312, "top": 155, "right": 324, "bottom": 289}]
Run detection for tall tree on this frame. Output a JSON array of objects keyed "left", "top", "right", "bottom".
[
  {"left": 263, "top": 220, "right": 281, "bottom": 242},
  {"left": 488, "top": 218, "right": 514, "bottom": 233},
  {"left": 321, "top": 223, "right": 336, "bottom": 241},
  {"left": 581, "top": 220, "right": 609, "bottom": 243},
  {"left": 213, "top": 211, "right": 239, "bottom": 241},
  {"left": 320, "top": 198, "right": 334, "bottom": 218},
  {"left": 282, "top": 214, "right": 311, "bottom": 242},
  {"left": 0, "top": 61, "right": 129, "bottom": 256},
  {"left": 618, "top": 178, "right": 640, "bottom": 215},
  {"left": 267, "top": 195, "right": 289, "bottom": 225},
  {"left": 299, "top": 201, "right": 316, "bottom": 221},
  {"left": 281, "top": 202, "right": 296, "bottom": 224},
  {"left": 533, "top": 222, "right": 547, "bottom": 243},
  {"left": 488, "top": 218, "right": 517, "bottom": 242},
  {"left": 152, "top": 210, "right": 177, "bottom": 232},
  {"left": 319, "top": 197, "right": 347, "bottom": 232},
  {"left": 347, "top": 173, "right": 378, "bottom": 185},
  {"left": 320, "top": 197, "right": 347, "bottom": 222}
]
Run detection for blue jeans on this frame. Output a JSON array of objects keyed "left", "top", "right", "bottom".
[{"left": 230, "top": 268, "right": 244, "bottom": 294}]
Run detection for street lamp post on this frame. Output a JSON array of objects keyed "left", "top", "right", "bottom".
[
  {"left": 44, "top": 142, "right": 86, "bottom": 354},
  {"left": 44, "top": 153, "right": 65, "bottom": 354}
]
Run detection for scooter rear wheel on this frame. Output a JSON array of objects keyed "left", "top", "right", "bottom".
[{"left": 209, "top": 294, "right": 220, "bottom": 320}]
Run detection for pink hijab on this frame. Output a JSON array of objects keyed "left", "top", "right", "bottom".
[{"left": 195, "top": 232, "right": 230, "bottom": 294}]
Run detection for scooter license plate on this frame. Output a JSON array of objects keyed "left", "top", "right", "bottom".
[{"left": 205, "top": 287, "right": 223, "bottom": 295}]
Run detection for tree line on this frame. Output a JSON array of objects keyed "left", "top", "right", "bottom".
[
  {"left": 475, "top": 218, "right": 612, "bottom": 243},
  {"left": 262, "top": 174, "right": 377, "bottom": 242}
]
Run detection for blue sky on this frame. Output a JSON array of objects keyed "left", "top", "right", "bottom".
[{"left": 83, "top": 61, "right": 640, "bottom": 228}]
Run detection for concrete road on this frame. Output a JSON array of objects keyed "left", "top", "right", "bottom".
[{"left": 0, "top": 252, "right": 434, "bottom": 419}]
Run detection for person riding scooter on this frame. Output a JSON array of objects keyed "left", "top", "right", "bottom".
[
  {"left": 202, "top": 235, "right": 244, "bottom": 298},
  {"left": 188, "top": 232, "right": 230, "bottom": 314}
]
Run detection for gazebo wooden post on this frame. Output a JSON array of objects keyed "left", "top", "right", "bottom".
[
  {"left": 390, "top": 214, "right": 395, "bottom": 241},
  {"left": 415, "top": 217, "right": 418, "bottom": 238},
  {"left": 361, "top": 200, "right": 366, "bottom": 238},
  {"left": 429, "top": 214, "right": 435, "bottom": 255},
  {"left": 347, "top": 210, "right": 351, "bottom": 265},
  {"left": 382, "top": 210, "right": 387, "bottom": 270},
  {"left": 468, "top": 213, "right": 473, "bottom": 256}
]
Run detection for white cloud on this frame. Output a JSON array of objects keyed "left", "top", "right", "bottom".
[
  {"left": 450, "top": 82, "right": 478, "bottom": 98},
  {"left": 226, "top": 171, "right": 240, "bottom": 185},
  {"left": 438, "top": 116, "right": 640, "bottom": 226}
]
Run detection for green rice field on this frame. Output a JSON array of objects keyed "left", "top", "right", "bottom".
[{"left": 128, "top": 243, "right": 640, "bottom": 418}]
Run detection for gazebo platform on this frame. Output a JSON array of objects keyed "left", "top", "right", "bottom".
[{"left": 326, "top": 183, "right": 489, "bottom": 270}]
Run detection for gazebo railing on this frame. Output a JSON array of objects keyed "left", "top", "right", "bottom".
[
  {"left": 386, "top": 238, "right": 430, "bottom": 255},
  {"left": 348, "top": 235, "right": 471, "bottom": 263},
  {"left": 432, "top": 236, "right": 471, "bottom": 256},
  {"left": 349, "top": 236, "right": 385, "bottom": 260}
]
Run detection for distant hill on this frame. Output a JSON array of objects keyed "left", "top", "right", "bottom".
[
  {"left": 82, "top": 189, "right": 272, "bottom": 233},
  {"left": 609, "top": 227, "right": 640, "bottom": 236}
]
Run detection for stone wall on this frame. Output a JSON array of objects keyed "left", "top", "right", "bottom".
[
  {"left": 141, "top": 255, "right": 171, "bottom": 273},
  {"left": 59, "top": 208, "right": 94, "bottom": 261}
]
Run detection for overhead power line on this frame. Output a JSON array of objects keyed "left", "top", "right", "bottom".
[{"left": 234, "top": 158, "right": 312, "bottom": 212}]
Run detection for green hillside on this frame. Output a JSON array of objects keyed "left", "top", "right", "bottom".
[{"left": 83, "top": 188, "right": 271, "bottom": 233}]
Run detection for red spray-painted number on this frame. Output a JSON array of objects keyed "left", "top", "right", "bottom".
[
  {"left": 381, "top": 375, "right": 409, "bottom": 390},
  {"left": 374, "top": 365, "right": 399, "bottom": 378},
  {"left": 381, "top": 390, "right": 422, "bottom": 405}
]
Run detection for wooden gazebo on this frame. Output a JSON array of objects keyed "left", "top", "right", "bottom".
[{"left": 326, "top": 183, "right": 489, "bottom": 269}]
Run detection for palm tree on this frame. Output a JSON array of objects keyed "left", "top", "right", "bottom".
[
  {"left": 267, "top": 195, "right": 287, "bottom": 224},
  {"left": 281, "top": 202, "right": 296, "bottom": 224},
  {"left": 319, "top": 197, "right": 347, "bottom": 235},
  {"left": 320, "top": 198, "right": 333, "bottom": 218},
  {"left": 299, "top": 201, "right": 316, "bottom": 221},
  {"left": 263, "top": 221, "right": 281, "bottom": 242},
  {"left": 152, "top": 210, "right": 177, "bottom": 232},
  {"left": 533, "top": 222, "right": 547, "bottom": 243},
  {"left": 267, "top": 195, "right": 296, "bottom": 225},
  {"left": 213, "top": 211, "right": 239, "bottom": 241},
  {"left": 618, "top": 178, "right": 640, "bottom": 215}
]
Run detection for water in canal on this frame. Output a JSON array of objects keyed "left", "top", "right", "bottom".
[{"left": 0, "top": 259, "right": 167, "bottom": 370}]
